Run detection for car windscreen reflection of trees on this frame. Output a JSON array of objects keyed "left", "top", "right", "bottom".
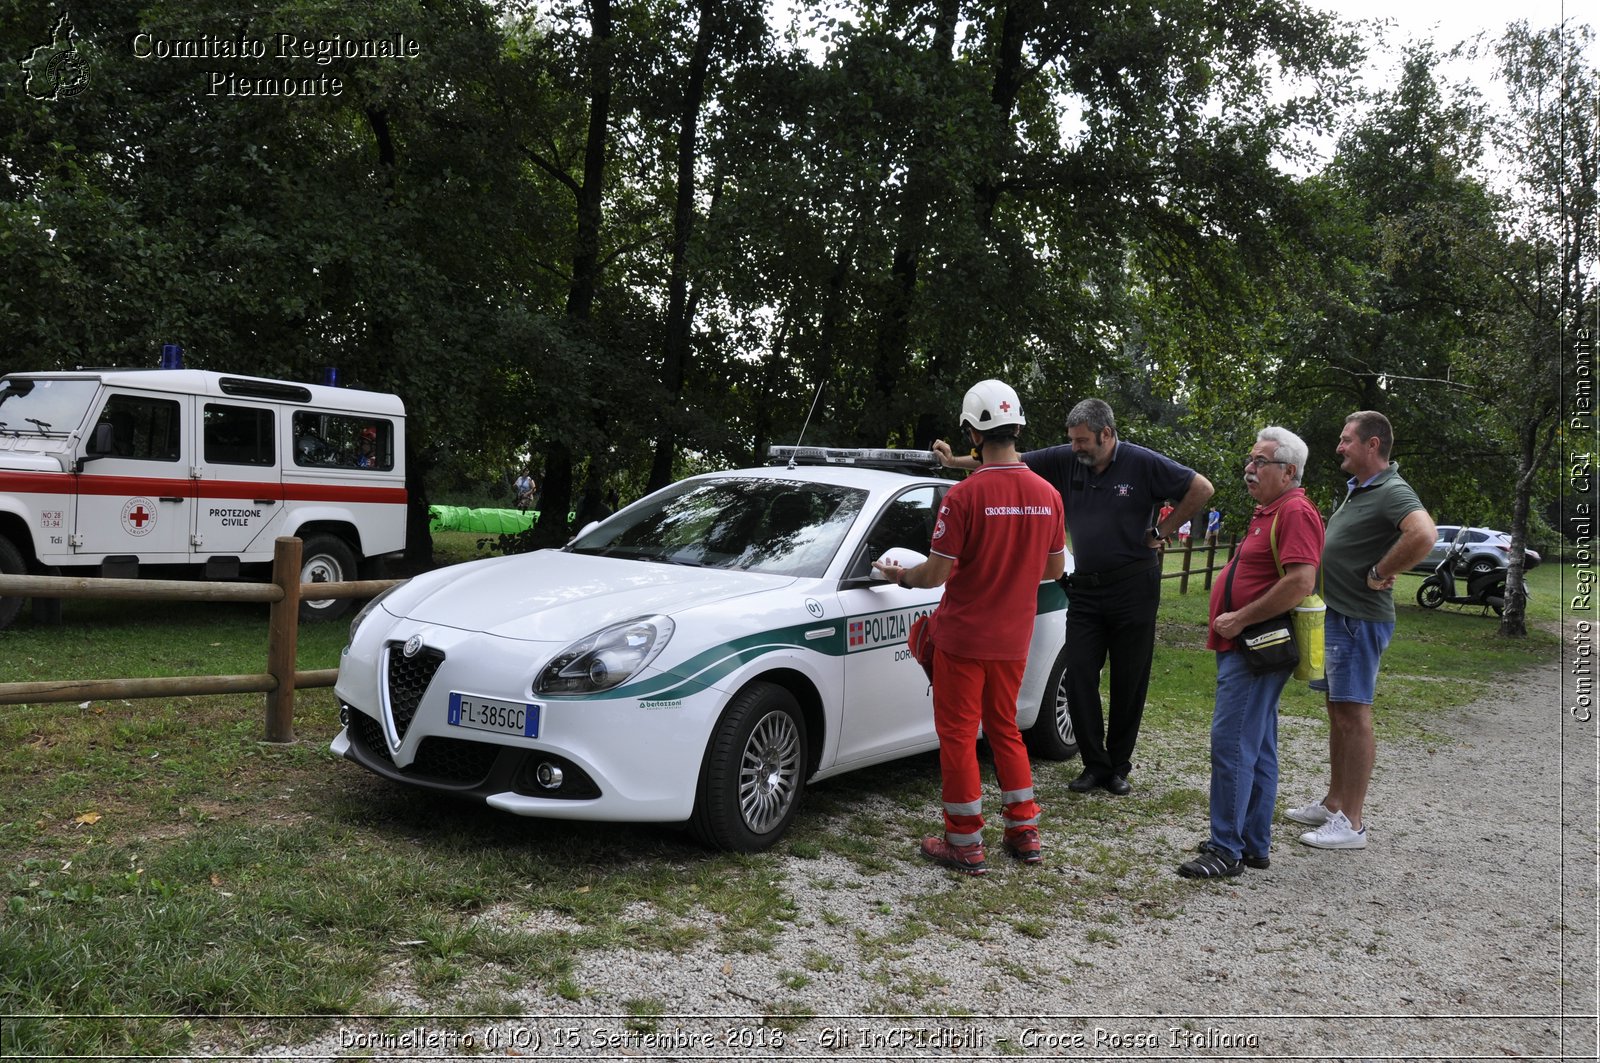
[{"left": 570, "top": 479, "right": 867, "bottom": 577}]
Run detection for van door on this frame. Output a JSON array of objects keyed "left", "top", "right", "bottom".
[
  {"left": 193, "top": 400, "right": 286, "bottom": 557},
  {"left": 73, "top": 390, "right": 193, "bottom": 561}
]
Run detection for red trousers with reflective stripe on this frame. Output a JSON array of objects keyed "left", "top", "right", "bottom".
[{"left": 931, "top": 649, "right": 1040, "bottom": 842}]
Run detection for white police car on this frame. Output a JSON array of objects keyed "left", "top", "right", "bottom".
[{"left": 331, "top": 447, "right": 1074, "bottom": 851}]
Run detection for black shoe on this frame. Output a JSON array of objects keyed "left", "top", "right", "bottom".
[
  {"left": 1068, "top": 770, "right": 1102, "bottom": 793},
  {"left": 1178, "top": 845, "right": 1243, "bottom": 879},
  {"left": 1102, "top": 774, "right": 1132, "bottom": 796},
  {"left": 1196, "top": 840, "right": 1269, "bottom": 870}
]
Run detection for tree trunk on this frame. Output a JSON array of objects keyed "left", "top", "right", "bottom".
[
  {"left": 537, "top": 0, "right": 614, "bottom": 547},
  {"left": 852, "top": 0, "right": 959, "bottom": 448},
  {"left": 648, "top": 0, "right": 717, "bottom": 492}
]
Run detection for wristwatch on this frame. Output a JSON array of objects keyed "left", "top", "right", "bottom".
[
  {"left": 1149, "top": 525, "right": 1168, "bottom": 542},
  {"left": 1368, "top": 565, "right": 1385, "bottom": 582}
]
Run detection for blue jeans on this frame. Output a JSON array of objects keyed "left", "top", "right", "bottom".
[
  {"left": 1209, "top": 650, "right": 1291, "bottom": 861},
  {"left": 1309, "top": 609, "right": 1395, "bottom": 705}
]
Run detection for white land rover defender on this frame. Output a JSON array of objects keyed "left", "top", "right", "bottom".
[{"left": 0, "top": 367, "right": 407, "bottom": 628}]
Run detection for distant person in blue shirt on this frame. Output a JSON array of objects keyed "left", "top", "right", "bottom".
[
  {"left": 936, "top": 398, "right": 1213, "bottom": 795},
  {"left": 1206, "top": 507, "right": 1222, "bottom": 546}
]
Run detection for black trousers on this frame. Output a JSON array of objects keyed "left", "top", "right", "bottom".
[{"left": 1064, "top": 566, "right": 1161, "bottom": 778}]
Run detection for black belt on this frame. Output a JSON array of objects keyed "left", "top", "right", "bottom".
[{"left": 1065, "top": 556, "right": 1159, "bottom": 589}]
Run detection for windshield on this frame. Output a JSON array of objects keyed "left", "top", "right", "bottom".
[
  {"left": 0, "top": 378, "right": 100, "bottom": 437},
  {"left": 569, "top": 477, "right": 868, "bottom": 578}
]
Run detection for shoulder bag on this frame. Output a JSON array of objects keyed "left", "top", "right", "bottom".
[{"left": 1224, "top": 515, "right": 1299, "bottom": 675}]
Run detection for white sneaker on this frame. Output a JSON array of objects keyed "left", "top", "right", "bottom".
[
  {"left": 1285, "top": 798, "right": 1332, "bottom": 826},
  {"left": 1299, "top": 810, "right": 1368, "bottom": 850}
]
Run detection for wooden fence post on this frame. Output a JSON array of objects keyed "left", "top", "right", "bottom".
[
  {"left": 1178, "top": 538, "right": 1195, "bottom": 594},
  {"left": 265, "top": 537, "right": 303, "bottom": 743},
  {"left": 1203, "top": 535, "right": 1221, "bottom": 591}
]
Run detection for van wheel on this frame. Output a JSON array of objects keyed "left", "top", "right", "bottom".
[
  {"left": 1025, "top": 645, "right": 1079, "bottom": 761},
  {"left": 0, "top": 536, "right": 25, "bottom": 630},
  {"left": 299, "top": 535, "right": 357, "bottom": 622},
  {"left": 689, "top": 682, "right": 807, "bottom": 852}
]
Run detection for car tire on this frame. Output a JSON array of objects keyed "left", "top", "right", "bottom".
[
  {"left": 1416, "top": 579, "right": 1445, "bottom": 609},
  {"left": 689, "top": 682, "right": 808, "bottom": 852},
  {"left": 0, "top": 535, "right": 26, "bottom": 630},
  {"left": 1024, "top": 645, "right": 1078, "bottom": 761},
  {"left": 1469, "top": 558, "right": 1496, "bottom": 576},
  {"left": 299, "top": 535, "right": 358, "bottom": 622}
]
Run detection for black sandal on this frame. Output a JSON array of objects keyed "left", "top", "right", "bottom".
[
  {"left": 1193, "top": 839, "right": 1270, "bottom": 870},
  {"left": 1178, "top": 846, "right": 1243, "bottom": 879}
]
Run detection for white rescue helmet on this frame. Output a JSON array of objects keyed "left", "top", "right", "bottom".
[{"left": 959, "top": 379, "right": 1026, "bottom": 432}]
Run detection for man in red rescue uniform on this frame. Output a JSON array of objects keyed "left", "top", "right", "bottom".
[{"left": 875, "top": 380, "right": 1067, "bottom": 874}]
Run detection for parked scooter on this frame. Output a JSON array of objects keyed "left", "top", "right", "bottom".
[{"left": 1416, "top": 530, "right": 1515, "bottom": 616}]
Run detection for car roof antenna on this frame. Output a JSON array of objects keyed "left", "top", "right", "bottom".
[{"left": 787, "top": 381, "right": 825, "bottom": 470}]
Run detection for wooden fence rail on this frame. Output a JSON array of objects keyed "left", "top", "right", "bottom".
[
  {"left": 0, "top": 536, "right": 401, "bottom": 743},
  {"left": 1160, "top": 534, "right": 1238, "bottom": 594}
]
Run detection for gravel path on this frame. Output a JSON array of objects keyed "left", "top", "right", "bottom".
[{"left": 239, "top": 657, "right": 1596, "bottom": 1061}]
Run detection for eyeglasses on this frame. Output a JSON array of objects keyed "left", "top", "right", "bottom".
[{"left": 1244, "top": 457, "right": 1290, "bottom": 469}]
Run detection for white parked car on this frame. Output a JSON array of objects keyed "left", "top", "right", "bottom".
[
  {"left": 332, "top": 447, "right": 1074, "bottom": 851},
  {"left": 1409, "top": 525, "right": 1543, "bottom": 576}
]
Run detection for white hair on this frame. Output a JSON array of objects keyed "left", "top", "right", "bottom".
[{"left": 1257, "top": 426, "right": 1309, "bottom": 485}]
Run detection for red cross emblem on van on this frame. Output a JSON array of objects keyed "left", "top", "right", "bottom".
[{"left": 121, "top": 497, "right": 157, "bottom": 537}]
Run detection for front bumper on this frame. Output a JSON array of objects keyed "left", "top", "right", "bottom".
[{"left": 332, "top": 623, "right": 718, "bottom": 823}]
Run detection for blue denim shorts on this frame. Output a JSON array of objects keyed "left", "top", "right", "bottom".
[{"left": 1309, "top": 610, "right": 1395, "bottom": 705}]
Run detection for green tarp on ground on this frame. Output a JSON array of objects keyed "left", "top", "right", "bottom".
[{"left": 428, "top": 505, "right": 537, "bottom": 534}]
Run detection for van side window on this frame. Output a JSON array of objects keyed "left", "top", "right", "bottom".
[
  {"left": 98, "top": 395, "right": 181, "bottom": 462},
  {"left": 203, "top": 404, "right": 275, "bottom": 466},
  {"left": 292, "top": 411, "right": 393, "bottom": 471}
]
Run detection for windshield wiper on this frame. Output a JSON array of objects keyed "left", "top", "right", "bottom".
[{"left": 25, "top": 417, "right": 53, "bottom": 435}]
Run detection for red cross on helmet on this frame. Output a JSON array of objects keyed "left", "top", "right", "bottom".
[{"left": 959, "top": 379, "right": 1026, "bottom": 431}]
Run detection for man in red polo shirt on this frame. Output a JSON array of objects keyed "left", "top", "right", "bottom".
[
  {"left": 875, "top": 380, "right": 1067, "bottom": 874},
  {"left": 1178, "top": 426, "right": 1323, "bottom": 878}
]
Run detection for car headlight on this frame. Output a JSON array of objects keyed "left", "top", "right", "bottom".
[
  {"left": 348, "top": 580, "right": 408, "bottom": 643},
  {"left": 536, "top": 615, "right": 675, "bottom": 695}
]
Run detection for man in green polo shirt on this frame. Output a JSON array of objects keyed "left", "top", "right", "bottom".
[{"left": 1286, "top": 411, "right": 1435, "bottom": 850}]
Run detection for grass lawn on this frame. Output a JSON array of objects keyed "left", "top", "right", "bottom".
[{"left": 0, "top": 544, "right": 1565, "bottom": 1057}]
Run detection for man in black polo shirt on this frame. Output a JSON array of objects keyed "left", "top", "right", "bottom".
[{"left": 937, "top": 398, "right": 1213, "bottom": 794}]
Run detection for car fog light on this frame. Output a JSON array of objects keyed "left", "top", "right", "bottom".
[
  {"left": 339, "top": 703, "right": 350, "bottom": 727},
  {"left": 535, "top": 762, "right": 564, "bottom": 790}
]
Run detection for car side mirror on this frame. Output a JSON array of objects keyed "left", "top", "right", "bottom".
[
  {"left": 75, "top": 422, "right": 114, "bottom": 472},
  {"left": 840, "top": 547, "right": 929, "bottom": 591},
  {"left": 876, "top": 547, "right": 928, "bottom": 574}
]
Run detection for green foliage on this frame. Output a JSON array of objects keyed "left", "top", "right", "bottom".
[{"left": 0, "top": 1, "right": 1582, "bottom": 552}]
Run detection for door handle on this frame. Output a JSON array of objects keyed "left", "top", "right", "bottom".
[
  {"left": 159, "top": 496, "right": 184, "bottom": 503},
  {"left": 254, "top": 499, "right": 278, "bottom": 505}
]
